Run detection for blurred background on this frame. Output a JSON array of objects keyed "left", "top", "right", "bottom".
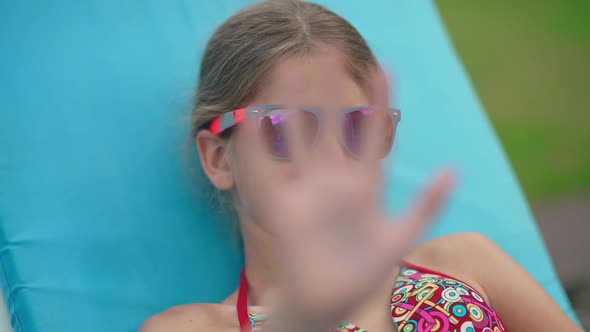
[{"left": 437, "top": 1, "right": 590, "bottom": 328}]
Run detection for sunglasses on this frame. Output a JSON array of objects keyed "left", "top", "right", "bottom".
[{"left": 207, "top": 104, "right": 401, "bottom": 160}]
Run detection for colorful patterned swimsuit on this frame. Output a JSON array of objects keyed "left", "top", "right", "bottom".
[{"left": 237, "top": 262, "right": 507, "bottom": 332}]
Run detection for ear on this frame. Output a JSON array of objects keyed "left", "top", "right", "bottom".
[{"left": 195, "top": 130, "right": 234, "bottom": 191}]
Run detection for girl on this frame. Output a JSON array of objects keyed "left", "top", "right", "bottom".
[{"left": 141, "top": 1, "right": 583, "bottom": 331}]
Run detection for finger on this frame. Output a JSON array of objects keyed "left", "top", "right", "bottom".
[
  {"left": 318, "top": 48, "right": 350, "bottom": 103},
  {"left": 368, "top": 65, "right": 391, "bottom": 111},
  {"left": 380, "top": 170, "right": 457, "bottom": 256},
  {"left": 276, "top": 64, "right": 313, "bottom": 172},
  {"left": 358, "top": 107, "right": 385, "bottom": 162},
  {"left": 359, "top": 66, "right": 392, "bottom": 162},
  {"left": 403, "top": 170, "right": 457, "bottom": 226},
  {"left": 403, "top": 170, "right": 456, "bottom": 233},
  {"left": 283, "top": 107, "right": 309, "bottom": 173}
]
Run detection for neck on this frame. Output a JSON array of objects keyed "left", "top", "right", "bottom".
[
  {"left": 240, "top": 213, "right": 279, "bottom": 306},
  {"left": 238, "top": 213, "right": 402, "bottom": 332}
]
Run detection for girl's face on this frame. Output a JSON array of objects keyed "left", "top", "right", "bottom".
[
  {"left": 234, "top": 46, "right": 370, "bottom": 167},
  {"left": 231, "top": 46, "right": 377, "bottom": 218},
  {"left": 197, "top": 45, "right": 382, "bottom": 228}
]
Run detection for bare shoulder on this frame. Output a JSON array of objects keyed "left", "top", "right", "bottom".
[
  {"left": 408, "top": 231, "right": 501, "bottom": 265},
  {"left": 405, "top": 232, "right": 505, "bottom": 301},
  {"left": 407, "top": 235, "right": 584, "bottom": 331},
  {"left": 139, "top": 303, "right": 237, "bottom": 332}
]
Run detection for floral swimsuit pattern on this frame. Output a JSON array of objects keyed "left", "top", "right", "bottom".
[
  {"left": 389, "top": 263, "right": 506, "bottom": 332},
  {"left": 242, "top": 262, "right": 506, "bottom": 332}
]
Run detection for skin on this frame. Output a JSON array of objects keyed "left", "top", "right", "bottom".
[{"left": 140, "top": 46, "right": 583, "bottom": 332}]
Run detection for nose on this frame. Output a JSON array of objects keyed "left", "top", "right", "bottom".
[{"left": 311, "top": 121, "right": 350, "bottom": 163}]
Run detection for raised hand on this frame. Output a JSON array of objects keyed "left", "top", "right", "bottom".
[{"left": 240, "top": 65, "right": 456, "bottom": 329}]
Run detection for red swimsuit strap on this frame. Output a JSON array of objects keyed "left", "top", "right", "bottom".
[{"left": 237, "top": 268, "right": 252, "bottom": 332}]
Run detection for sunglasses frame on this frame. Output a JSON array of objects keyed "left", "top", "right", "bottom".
[{"left": 208, "top": 104, "right": 401, "bottom": 160}]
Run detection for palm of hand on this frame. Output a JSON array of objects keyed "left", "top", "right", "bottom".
[{"left": 242, "top": 68, "right": 456, "bottom": 324}]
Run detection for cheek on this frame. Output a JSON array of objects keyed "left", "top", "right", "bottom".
[
  {"left": 230, "top": 134, "right": 294, "bottom": 206},
  {"left": 232, "top": 126, "right": 296, "bottom": 181},
  {"left": 233, "top": 153, "right": 294, "bottom": 192}
]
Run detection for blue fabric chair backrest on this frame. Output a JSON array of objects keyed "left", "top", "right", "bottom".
[{"left": 0, "top": 1, "right": 575, "bottom": 331}]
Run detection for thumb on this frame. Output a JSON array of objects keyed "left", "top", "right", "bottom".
[{"left": 378, "top": 170, "right": 457, "bottom": 261}]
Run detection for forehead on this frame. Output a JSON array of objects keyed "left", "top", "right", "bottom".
[{"left": 251, "top": 46, "right": 368, "bottom": 109}]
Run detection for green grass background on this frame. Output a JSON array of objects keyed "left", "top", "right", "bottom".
[{"left": 436, "top": 1, "right": 590, "bottom": 203}]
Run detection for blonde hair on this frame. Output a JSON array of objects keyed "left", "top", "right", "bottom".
[{"left": 190, "top": 0, "right": 377, "bottom": 138}]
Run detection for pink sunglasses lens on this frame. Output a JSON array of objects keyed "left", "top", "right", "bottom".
[
  {"left": 342, "top": 109, "right": 394, "bottom": 158},
  {"left": 258, "top": 110, "right": 318, "bottom": 159}
]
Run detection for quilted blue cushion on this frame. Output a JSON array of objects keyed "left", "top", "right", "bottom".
[{"left": 0, "top": 1, "right": 575, "bottom": 331}]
